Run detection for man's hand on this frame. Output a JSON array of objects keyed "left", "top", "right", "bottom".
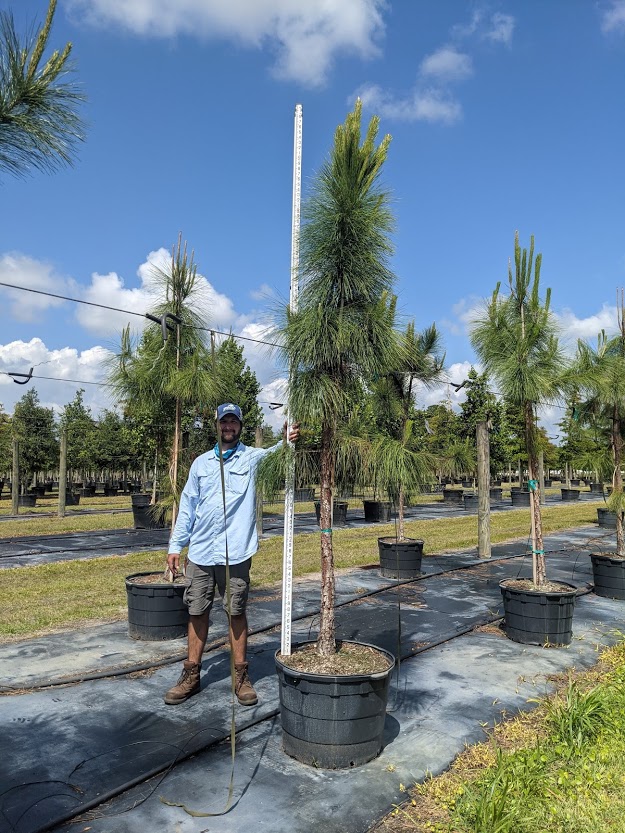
[
  {"left": 167, "top": 552, "right": 180, "bottom": 575},
  {"left": 283, "top": 421, "right": 300, "bottom": 443}
]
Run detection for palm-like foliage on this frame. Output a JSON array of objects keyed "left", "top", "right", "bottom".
[
  {"left": 371, "top": 321, "right": 444, "bottom": 539},
  {"left": 0, "top": 0, "right": 85, "bottom": 178},
  {"left": 275, "top": 101, "right": 399, "bottom": 655},
  {"left": 107, "top": 238, "right": 226, "bottom": 523},
  {"left": 572, "top": 306, "right": 625, "bottom": 554},
  {"left": 471, "top": 232, "right": 564, "bottom": 586}
]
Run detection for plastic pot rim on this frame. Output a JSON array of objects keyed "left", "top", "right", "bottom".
[
  {"left": 499, "top": 579, "right": 578, "bottom": 598},
  {"left": 125, "top": 571, "right": 186, "bottom": 588},
  {"left": 275, "top": 640, "right": 396, "bottom": 683},
  {"left": 378, "top": 536, "right": 424, "bottom": 546}
]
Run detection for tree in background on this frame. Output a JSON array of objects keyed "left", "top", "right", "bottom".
[
  {"left": 59, "top": 389, "right": 96, "bottom": 483},
  {"left": 185, "top": 334, "right": 263, "bottom": 460},
  {"left": 418, "top": 403, "right": 467, "bottom": 482},
  {"left": 0, "top": 0, "right": 85, "bottom": 179},
  {"left": 471, "top": 232, "right": 564, "bottom": 587},
  {"left": 370, "top": 321, "right": 444, "bottom": 539},
  {"left": 573, "top": 301, "right": 625, "bottom": 555},
  {"left": 12, "top": 388, "right": 58, "bottom": 490},
  {"left": 557, "top": 397, "right": 596, "bottom": 484},
  {"left": 108, "top": 237, "right": 227, "bottom": 520},
  {"left": 92, "top": 410, "right": 135, "bottom": 481},
  {"left": 0, "top": 404, "right": 11, "bottom": 477}
]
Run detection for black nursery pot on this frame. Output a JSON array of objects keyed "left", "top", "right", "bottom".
[
  {"left": 463, "top": 494, "right": 478, "bottom": 511},
  {"left": 500, "top": 580, "right": 577, "bottom": 646},
  {"left": 275, "top": 641, "right": 395, "bottom": 769},
  {"left": 510, "top": 489, "right": 530, "bottom": 507},
  {"left": 131, "top": 493, "right": 167, "bottom": 529},
  {"left": 596, "top": 507, "right": 624, "bottom": 528},
  {"left": 378, "top": 537, "right": 424, "bottom": 579},
  {"left": 125, "top": 572, "right": 189, "bottom": 640},
  {"left": 590, "top": 553, "right": 625, "bottom": 600},
  {"left": 363, "top": 500, "right": 391, "bottom": 523},
  {"left": 314, "top": 500, "right": 348, "bottom": 527},
  {"left": 561, "top": 488, "right": 580, "bottom": 501},
  {"left": 442, "top": 489, "right": 463, "bottom": 505}
]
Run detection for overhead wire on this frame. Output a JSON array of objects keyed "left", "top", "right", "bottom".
[{"left": 0, "top": 280, "right": 282, "bottom": 348}]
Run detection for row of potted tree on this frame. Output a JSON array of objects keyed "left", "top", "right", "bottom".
[{"left": 120, "top": 102, "right": 625, "bottom": 772}]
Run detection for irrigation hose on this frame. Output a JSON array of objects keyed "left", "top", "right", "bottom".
[{"left": 0, "top": 549, "right": 597, "bottom": 693}]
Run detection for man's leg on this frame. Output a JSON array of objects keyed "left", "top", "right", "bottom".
[
  {"left": 223, "top": 560, "right": 257, "bottom": 706},
  {"left": 164, "top": 562, "right": 214, "bottom": 705},
  {"left": 188, "top": 612, "right": 210, "bottom": 664},
  {"left": 230, "top": 613, "right": 248, "bottom": 665}
]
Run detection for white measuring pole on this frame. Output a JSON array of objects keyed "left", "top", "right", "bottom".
[{"left": 281, "top": 103, "right": 302, "bottom": 656}]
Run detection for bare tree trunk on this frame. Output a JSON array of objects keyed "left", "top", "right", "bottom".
[
  {"left": 613, "top": 408, "right": 624, "bottom": 556},
  {"left": 151, "top": 447, "right": 158, "bottom": 505},
  {"left": 11, "top": 438, "right": 19, "bottom": 516},
  {"left": 58, "top": 430, "right": 67, "bottom": 518},
  {"left": 170, "top": 396, "right": 181, "bottom": 529},
  {"left": 477, "top": 420, "right": 491, "bottom": 559},
  {"left": 398, "top": 483, "right": 405, "bottom": 542},
  {"left": 525, "top": 402, "right": 546, "bottom": 585},
  {"left": 317, "top": 421, "right": 336, "bottom": 655}
]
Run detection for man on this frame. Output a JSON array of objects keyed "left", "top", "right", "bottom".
[{"left": 164, "top": 402, "right": 299, "bottom": 706}]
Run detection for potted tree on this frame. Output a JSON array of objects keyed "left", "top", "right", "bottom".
[
  {"left": 271, "top": 102, "right": 397, "bottom": 768},
  {"left": 109, "top": 237, "right": 226, "bottom": 640},
  {"left": 471, "top": 232, "right": 575, "bottom": 645},
  {"left": 573, "top": 297, "right": 625, "bottom": 599},
  {"left": 370, "top": 321, "right": 443, "bottom": 576}
]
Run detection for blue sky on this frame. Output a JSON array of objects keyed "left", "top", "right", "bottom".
[{"left": 1, "top": 0, "right": 625, "bottom": 432}]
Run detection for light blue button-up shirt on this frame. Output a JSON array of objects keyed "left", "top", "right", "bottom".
[{"left": 168, "top": 442, "right": 280, "bottom": 566}]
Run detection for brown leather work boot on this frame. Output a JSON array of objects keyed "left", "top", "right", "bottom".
[
  {"left": 164, "top": 660, "right": 201, "bottom": 705},
  {"left": 235, "top": 662, "right": 258, "bottom": 706}
]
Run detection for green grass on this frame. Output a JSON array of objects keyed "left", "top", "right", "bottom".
[
  {"left": 379, "top": 642, "right": 625, "bottom": 833},
  {"left": 0, "top": 495, "right": 132, "bottom": 516},
  {"left": 0, "top": 500, "right": 603, "bottom": 640}
]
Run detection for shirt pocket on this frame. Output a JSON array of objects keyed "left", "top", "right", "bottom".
[
  {"left": 227, "top": 465, "right": 250, "bottom": 495},
  {"left": 197, "top": 474, "right": 215, "bottom": 502}
]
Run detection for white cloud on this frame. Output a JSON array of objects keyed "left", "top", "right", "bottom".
[
  {"left": 356, "top": 83, "right": 461, "bottom": 124},
  {"left": 485, "top": 13, "right": 515, "bottom": 45},
  {"left": 439, "top": 296, "right": 483, "bottom": 336},
  {"left": 76, "top": 248, "right": 239, "bottom": 338},
  {"left": 354, "top": 9, "right": 514, "bottom": 124},
  {"left": 249, "top": 283, "right": 276, "bottom": 302},
  {"left": 259, "top": 378, "right": 288, "bottom": 429},
  {"left": 554, "top": 305, "right": 618, "bottom": 350},
  {"left": 420, "top": 46, "right": 473, "bottom": 82},
  {"left": 411, "top": 361, "right": 478, "bottom": 412},
  {"left": 0, "top": 338, "right": 113, "bottom": 416},
  {"left": 601, "top": 0, "right": 625, "bottom": 34},
  {"left": 452, "top": 10, "right": 515, "bottom": 45},
  {"left": 0, "top": 253, "right": 75, "bottom": 322},
  {"left": 66, "top": 0, "right": 386, "bottom": 87}
]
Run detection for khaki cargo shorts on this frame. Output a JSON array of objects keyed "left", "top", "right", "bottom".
[{"left": 183, "top": 558, "right": 251, "bottom": 617}]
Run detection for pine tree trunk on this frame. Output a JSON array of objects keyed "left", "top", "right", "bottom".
[
  {"left": 317, "top": 420, "right": 336, "bottom": 655},
  {"left": 612, "top": 408, "right": 624, "bottom": 556},
  {"left": 398, "top": 483, "right": 405, "bottom": 542},
  {"left": 477, "top": 420, "right": 491, "bottom": 559},
  {"left": 525, "top": 402, "right": 546, "bottom": 585}
]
